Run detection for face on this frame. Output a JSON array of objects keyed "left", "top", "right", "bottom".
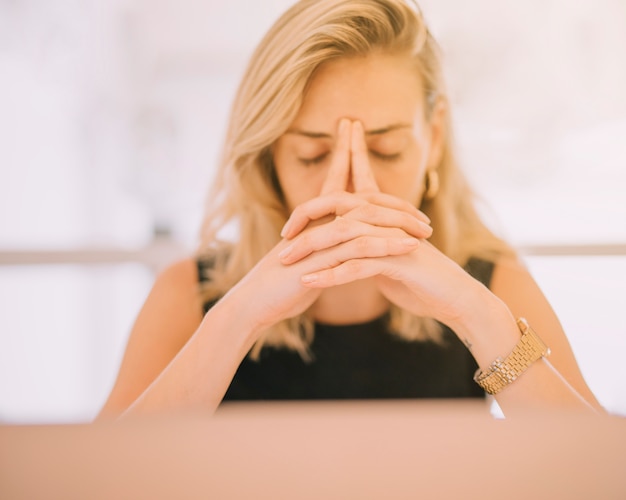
[{"left": 272, "top": 52, "right": 445, "bottom": 212}]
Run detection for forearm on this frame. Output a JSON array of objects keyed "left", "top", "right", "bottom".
[
  {"left": 448, "top": 284, "right": 603, "bottom": 415},
  {"left": 120, "top": 291, "right": 261, "bottom": 418}
]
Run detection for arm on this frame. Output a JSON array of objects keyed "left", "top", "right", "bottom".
[
  {"left": 94, "top": 120, "right": 434, "bottom": 419},
  {"left": 95, "top": 259, "right": 205, "bottom": 419},
  {"left": 96, "top": 253, "right": 312, "bottom": 419},
  {"left": 281, "top": 120, "right": 604, "bottom": 415},
  {"left": 294, "top": 238, "right": 604, "bottom": 415},
  {"left": 96, "top": 258, "right": 273, "bottom": 419},
  {"left": 113, "top": 276, "right": 266, "bottom": 417},
  {"left": 481, "top": 257, "right": 604, "bottom": 412}
]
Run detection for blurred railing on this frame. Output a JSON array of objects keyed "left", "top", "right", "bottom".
[
  {"left": 0, "top": 241, "right": 624, "bottom": 270},
  {"left": 0, "top": 237, "right": 186, "bottom": 272}
]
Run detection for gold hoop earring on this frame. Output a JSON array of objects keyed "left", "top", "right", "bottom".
[{"left": 423, "top": 169, "right": 439, "bottom": 200}]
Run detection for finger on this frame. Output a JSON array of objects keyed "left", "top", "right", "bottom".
[
  {"left": 345, "top": 203, "right": 432, "bottom": 240},
  {"left": 281, "top": 192, "right": 365, "bottom": 239},
  {"left": 280, "top": 216, "right": 408, "bottom": 264},
  {"left": 301, "top": 257, "right": 387, "bottom": 287},
  {"left": 351, "top": 120, "right": 380, "bottom": 193},
  {"left": 320, "top": 119, "right": 351, "bottom": 195},
  {"left": 287, "top": 234, "right": 420, "bottom": 268},
  {"left": 281, "top": 204, "right": 433, "bottom": 263},
  {"left": 360, "top": 192, "right": 431, "bottom": 224},
  {"left": 281, "top": 191, "right": 430, "bottom": 239}
]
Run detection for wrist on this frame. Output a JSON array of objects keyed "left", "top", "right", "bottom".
[
  {"left": 445, "top": 282, "right": 520, "bottom": 369},
  {"left": 206, "top": 284, "right": 268, "bottom": 356},
  {"left": 473, "top": 318, "right": 551, "bottom": 394}
]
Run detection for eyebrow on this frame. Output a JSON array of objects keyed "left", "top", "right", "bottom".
[{"left": 285, "top": 122, "right": 412, "bottom": 138}]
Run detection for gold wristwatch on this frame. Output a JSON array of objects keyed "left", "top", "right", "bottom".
[{"left": 474, "top": 318, "right": 551, "bottom": 395}]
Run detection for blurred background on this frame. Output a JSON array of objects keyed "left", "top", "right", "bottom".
[{"left": 1, "top": 0, "right": 625, "bottom": 423}]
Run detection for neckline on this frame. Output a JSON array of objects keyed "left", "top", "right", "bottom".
[{"left": 314, "top": 312, "right": 389, "bottom": 329}]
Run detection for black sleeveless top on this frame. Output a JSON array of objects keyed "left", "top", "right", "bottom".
[{"left": 197, "top": 258, "right": 493, "bottom": 401}]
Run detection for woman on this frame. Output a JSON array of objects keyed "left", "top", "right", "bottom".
[{"left": 97, "top": 0, "right": 602, "bottom": 418}]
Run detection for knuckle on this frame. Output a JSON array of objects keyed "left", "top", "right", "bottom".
[
  {"left": 345, "top": 259, "right": 362, "bottom": 274},
  {"left": 401, "top": 212, "right": 417, "bottom": 230},
  {"left": 399, "top": 199, "right": 415, "bottom": 212},
  {"left": 386, "top": 238, "right": 399, "bottom": 254},
  {"left": 331, "top": 191, "right": 350, "bottom": 204},
  {"left": 320, "top": 268, "right": 336, "bottom": 286},
  {"left": 297, "top": 232, "right": 311, "bottom": 249},
  {"left": 334, "top": 216, "right": 351, "bottom": 234},
  {"left": 359, "top": 203, "right": 379, "bottom": 220},
  {"left": 354, "top": 236, "right": 371, "bottom": 254}
]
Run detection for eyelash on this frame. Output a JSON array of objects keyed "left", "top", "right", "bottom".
[
  {"left": 298, "top": 151, "right": 402, "bottom": 166},
  {"left": 298, "top": 153, "right": 329, "bottom": 166},
  {"left": 370, "top": 151, "right": 402, "bottom": 162}
]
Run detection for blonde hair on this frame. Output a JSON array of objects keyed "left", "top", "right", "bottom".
[{"left": 197, "top": 0, "right": 515, "bottom": 359}]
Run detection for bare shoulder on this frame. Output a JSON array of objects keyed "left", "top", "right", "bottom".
[
  {"left": 132, "top": 256, "right": 205, "bottom": 358},
  {"left": 153, "top": 258, "right": 203, "bottom": 306},
  {"left": 97, "top": 257, "right": 204, "bottom": 418},
  {"left": 143, "top": 257, "right": 205, "bottom": 332},
  {"left": 489, "top": 256, "right": 601, "bottom": 407}
]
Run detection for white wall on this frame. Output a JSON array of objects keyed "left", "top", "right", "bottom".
[{"left": 0, "top": 0, "right": 624, "bottom": 422}]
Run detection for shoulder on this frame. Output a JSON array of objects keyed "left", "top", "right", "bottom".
[
  {"left": 154, "top": 257, "right": 200, "bottom": 292},
  {"left": 148, "top": 257, "right": 203, "bottom": 317}
]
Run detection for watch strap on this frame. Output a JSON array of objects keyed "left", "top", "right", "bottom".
[{"left": 474, "top": 318, "right": 551, "bottom": 395}]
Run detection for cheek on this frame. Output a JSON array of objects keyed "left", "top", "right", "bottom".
[
  {"left": 375, "top": 169, "right": 424, "bottom": 204},
  {"left": 274, "top": 164, "right": 327, "bottom": 212},
  {"left": 373, "top": 153, "right": 427, "bottom": 204}
]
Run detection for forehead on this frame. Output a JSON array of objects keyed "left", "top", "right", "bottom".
[{"left": 291, "top": 53, "right": 424, "bottom": 133}]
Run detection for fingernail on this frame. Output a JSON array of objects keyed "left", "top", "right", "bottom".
[
  {"left": 280, "top": 220, "right": 291, "bottom": 238},
  {"left": 402, "top": 237, "right": 420, "bottom": 246},
  {"left": 339, "top": 118, "right": 349, "bottom": 133},
  {"left": 420, "top": 222, "right": 433, "bottom": 237},
  {"left": 278, "top": 244, "right": 293, "bottom": 260},
  {"left": 301, "top": 273, "right": 318, "bottom": 284}
]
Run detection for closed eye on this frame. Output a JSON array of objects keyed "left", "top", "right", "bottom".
[
  {"left": 299, "top": 150, "right": 402, "bottom": 166},
  {"left": 298, "top": 152, "right": 329, "bottom": 166},
  {"left": 370, "top": 151, "right": 402, "bottom": 162}
]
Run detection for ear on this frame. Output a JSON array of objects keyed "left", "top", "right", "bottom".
[{"left": 425, "top": 97, "right": 447, "bottom": 171}]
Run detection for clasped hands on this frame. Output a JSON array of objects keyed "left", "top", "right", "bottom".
[
  {"left": 279, "top": 118, "right": 431, "bottom": 283},
  {"left": 244, "top": 119, "right": 478, "bottom": 330}
]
